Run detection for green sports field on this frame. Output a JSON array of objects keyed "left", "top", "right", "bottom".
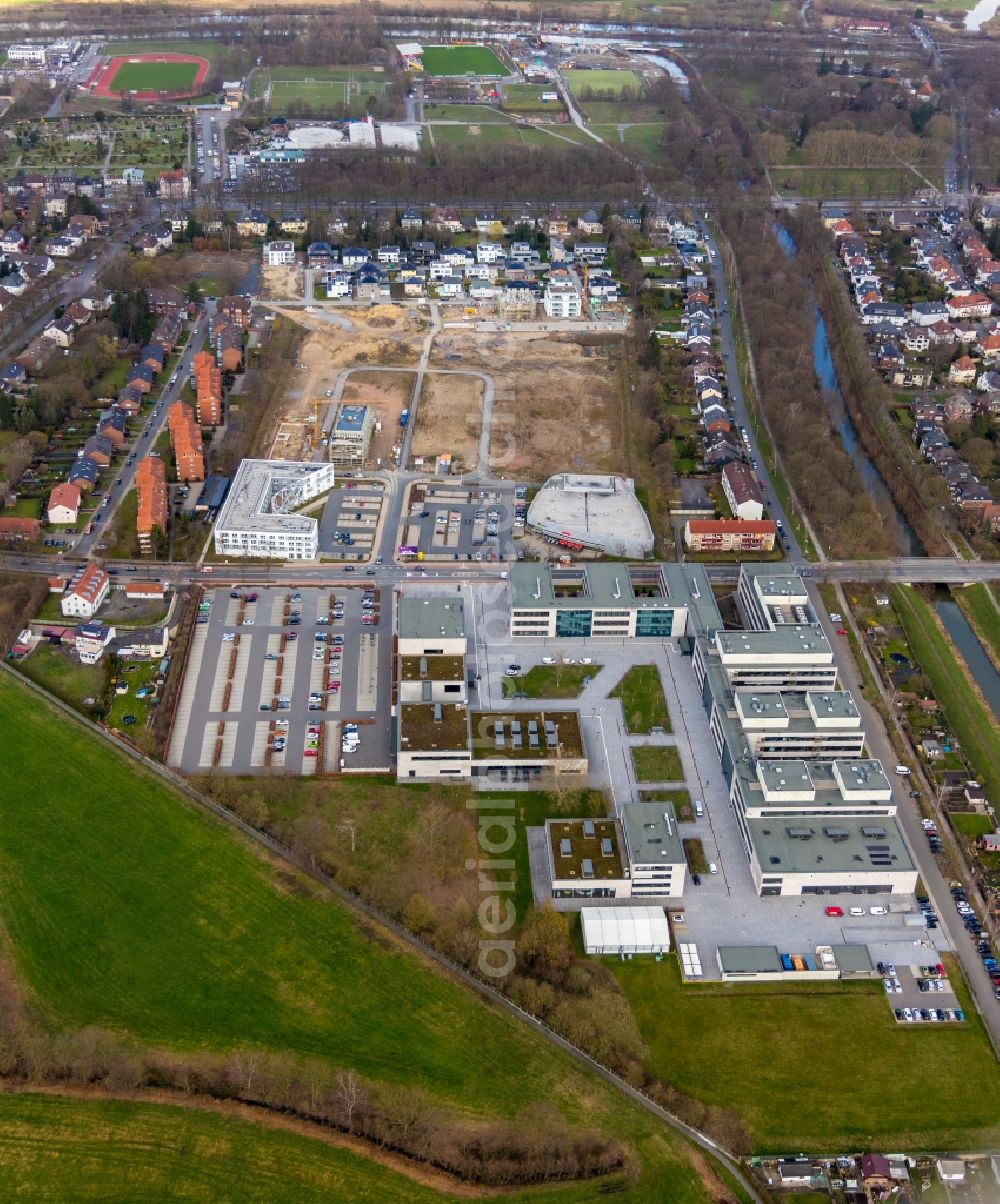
[
  {"left": 261, "top": 66, "right": 391, "bottom": 113},
  {"left": 420, "top": 45, "right": 507, "bottom": 77},
  {"left": 0, "top": 674, "right": 727, "bottom": 1201},
  {"left": 108, "top": 60, "right": 200, "bottom": 94},
  {"left": 564, "top": 68, "right": 644, "bottom": 97}
]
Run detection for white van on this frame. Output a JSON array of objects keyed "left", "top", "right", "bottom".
[
  {"left": 895, "top": 765, "right": 911, "bottom": 776},
  {"left": 694, "top": 800, "right": 704, "bottom": 818}
]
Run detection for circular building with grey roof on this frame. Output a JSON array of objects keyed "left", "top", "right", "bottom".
[{"left": 526, "top": 474, "right": 653, "bottom": 559}]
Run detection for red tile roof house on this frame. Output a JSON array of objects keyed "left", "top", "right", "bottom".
[
  {"left": 60, "top": 563, "right": 110, "bottom": 619},
  {"left": 0, "top": 516, "right": 41, "bottom": 542},
  {"left": 47, "top": 481, "right": 81, "bottom": 524}
]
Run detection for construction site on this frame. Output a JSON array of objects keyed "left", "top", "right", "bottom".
[{"left": 265, "top": 305, "right": 425, "bottom": 463}]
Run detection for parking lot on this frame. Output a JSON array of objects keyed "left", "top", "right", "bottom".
[
  {"left": 318, "top": 482, "right": 386, "bottom": 561},
  {"left": 168, "top": 585, "right": 393, "bottom": 774},
  {"left": 397, "top": 482, "right": 524, "bottom": 563},
  {"left": 881, "top": 963, "right": 964, "bottom": 1024}
]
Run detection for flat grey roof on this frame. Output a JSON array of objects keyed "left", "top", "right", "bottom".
[
  {"left": 398, "top": 596, "right": 466, "bottom": 640},
  {"left": 735, "top": 691, "right": 788, "bottom": 720},
  {"left": 748, "top": 815, "right": 914, "bottom": 874},
  {"left": 806, "top": 690, "right": 859, "bottom": 721},
  {"left": 525, "top": 473, "right": 653, "bottom": 555},
  {"left": 716, "top": 627, "right": 832, "bottom": 658},
  {"left": 508, "top": 562, "right": 722, "bottom": 633},
  {"left": 834, "top": 758, "right": 890, "bottom": 792},
  {"left": 758, "top": 759, "right": 813, "bottom": 791},
  {"left": 718, "top": 945, "right": 782, "bottom": 973},
  {"left": 214, "top": 458, "right": 333, "bottom": 537},
  {"left": 831, "top": 944, "right": 874, "bottom": 972},
  {"left": 620, "top": 801, "right": 686, "bottom": 867}
]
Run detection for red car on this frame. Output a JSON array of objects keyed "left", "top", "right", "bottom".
[
  {"left": 836, "top": 628, "right": 847, "bottom": 635},
  {"left": 304, "top": 749, "right": 318, "bottom": 757},
  {"left": 825, "top": 905, "right": 844, "bottom": 917}
]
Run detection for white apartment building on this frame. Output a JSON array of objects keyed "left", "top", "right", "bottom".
[
  {"left": 61, "top": 564, "right": 110, "bottom": 619},
  {"left": 7, "top": 44, "right": 47, "bottom": 64},
  {"left": 543, "top": 281, "right": 582, "bottom": 319},
  {"left": 263, "top": 240, "right": 296, "bottom": 267},
  {"left": 213, "top": 459, "right": 335, "bottom": 560}
]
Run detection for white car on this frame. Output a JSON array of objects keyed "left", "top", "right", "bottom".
[
  {"left": 542, "top": 656, "right": 557, "bottom": 665},
  {"left": 708, "top": 862, "right": 718, "bottom": 875},
  {"left": 222, "top": 632, "right": 235, "bottom": 642},
  {"left": 848, "top": 907, "right": 865, "bottom": 917},
  {"left": 869, "top": 905, "right": 888, "bottom": 916}
]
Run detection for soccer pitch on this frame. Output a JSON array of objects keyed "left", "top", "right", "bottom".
[
  {"left": 564, "top": 68, "right": 645, "bottom": 97},
  {"left": 108, "top": 60, "right": 199, "bottom": 94},
  {"left": 420, "top": 45, "right": 507, "bottom": 77}
]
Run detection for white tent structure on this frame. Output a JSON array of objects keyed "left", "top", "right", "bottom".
[{"left": 581, "top": 906, "right": 670, "bottom": 956}]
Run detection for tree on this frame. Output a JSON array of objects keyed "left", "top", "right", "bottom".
[
  {"left": 961, "top": 435, "right": 995, "bottom": 480},
  {"left": 333, "top": 1068, "right": 364, "bottom": 1130},
  {"left": 401, "top": 892, "right": 437, "bottom": 935}
]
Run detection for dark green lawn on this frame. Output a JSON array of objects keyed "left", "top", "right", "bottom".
[
  {"left": 0, "top": 674, "right": 726, "bottom": 1203},
  {"left": 502, "top": 663, "right": 599, "bottom": 699},
  {"left": 631, "top": 744, "right": 683, "bottom": 783},
  {"left": 610, "top": 665, "right": 672, "bottom": 733},
  {"left": 612, "top": 955, "right": 1000, "bottom": 1153}
]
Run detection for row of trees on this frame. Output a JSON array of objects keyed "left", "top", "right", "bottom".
[{"left": 721, "top": 206, "right": 899, "bottom": 559}]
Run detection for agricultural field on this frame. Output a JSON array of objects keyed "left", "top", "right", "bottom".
[
  {"left": 0, "top": 1094, "right": 447, "bottom": 1202},
  {"left": 258, "top": 65, "right": 392, "bottom": 115},
  {"left": 108, "top": 60, "right": 199, "bottom": 94},
  {"left": 0, "top": 673, "right": 730, "bottom": 1201},
  {"left": 613, "top": 956, "right": 1000, "bottom": 1153},
  {"left": 564, "top": 68, "right": 645, "bottom": 98},
  {"left": 419, "top": 45, "right": 508, "bottom": 77}
]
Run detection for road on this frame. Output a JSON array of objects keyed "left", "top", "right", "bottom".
[
  {"left": 696, "top": 219, "right": 806, "bottom": 561},
  {"left": 77, "top": 306, "right": 211, "bottom": 556},
  {"left": 807, "top": 584, "right": 1000, "bottom": 1050}
]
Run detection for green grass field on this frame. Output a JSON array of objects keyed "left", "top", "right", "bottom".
[
  {"left": 950, "top": 812, "right": 993, "bottom": 837},
  {"left": 419, "top": 45, "right": 507, "bottom": 77},
  {"left": 892, "top": 585, "right": 1000, "bottom": 803},
  {"left": 631, "top": 744, "right": 683, "bottom": 782},
  {"left": 610, "top": 665, "right": 671, "bottom": 734},
  {"left": 0, "top": 1094, "right": 445, "bottom": 1202},
  {"left": 613, "top": 955, "right": 1000, "bottom": 1152},
  {"left": 953, "top": 583, "right": 1000, "bottom": 666},
  {"left": 501, "top": 85, "right": 563, "bottom": 114},
  {"left": 564, "top": 69, "right": 644, "bottom": 98},
  {"left": 431, "top": 123, "right": 525, "bottom": 147},
  {"left": 0, "top": 674, "right": 728, "bottom": 1202},
  {"left": 15, "top": 643, "right": 105, "bottom": 714},
  {"left": 502, "top": 663, "right": 599, "bottom": 699},
  {"left": 108, "top": 61, "right": 200, "bottom": 94},
  {"left": 263, "top": 66, "right": 390, "bottom": 113},
  {"left": 622, "top": 123, "right": 667, "bottom": 163}
]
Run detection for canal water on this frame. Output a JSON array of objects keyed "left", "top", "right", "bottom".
[
  {"left": 935, "top": 597, "right": 1000, "bottom": 722},
  {"left": 773, "top": 225, "right": 923, "bottom": 555}
]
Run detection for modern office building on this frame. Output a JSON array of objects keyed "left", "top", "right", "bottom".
[
  {"left": 213, "top": 459, "right": 335, "bottom": 560},
  {"left": 709, "top": 689, "right": 866, "bottom": 763},
  {"left": 508, "top": 561, "right": 721, "bottom": 641}
]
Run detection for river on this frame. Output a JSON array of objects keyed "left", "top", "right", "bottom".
[
  {"left": 773, "top": 225, "right": 923, "bottom": 556},
  {"left": 935, "top": 597, "right": 1000, "bottom": 721}
]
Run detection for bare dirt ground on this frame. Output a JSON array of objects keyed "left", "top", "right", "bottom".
[
  {"left": 260, "top": 263, "right": 301, "bottom": 300},
  {"left": 411, "top": 372, "right": 484, "bottom": 472},
  {"left": 430, "top": 331, "right": 626, "bottom": 481},
  {"left": 266, "top": 305, "right": 425, "bottom": 461},
  {"left": 340, "top": 371, "right": 414, "bottom": 467},
  {"left": 153, "top": 250, "right": 255, "bottom": 295}
]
